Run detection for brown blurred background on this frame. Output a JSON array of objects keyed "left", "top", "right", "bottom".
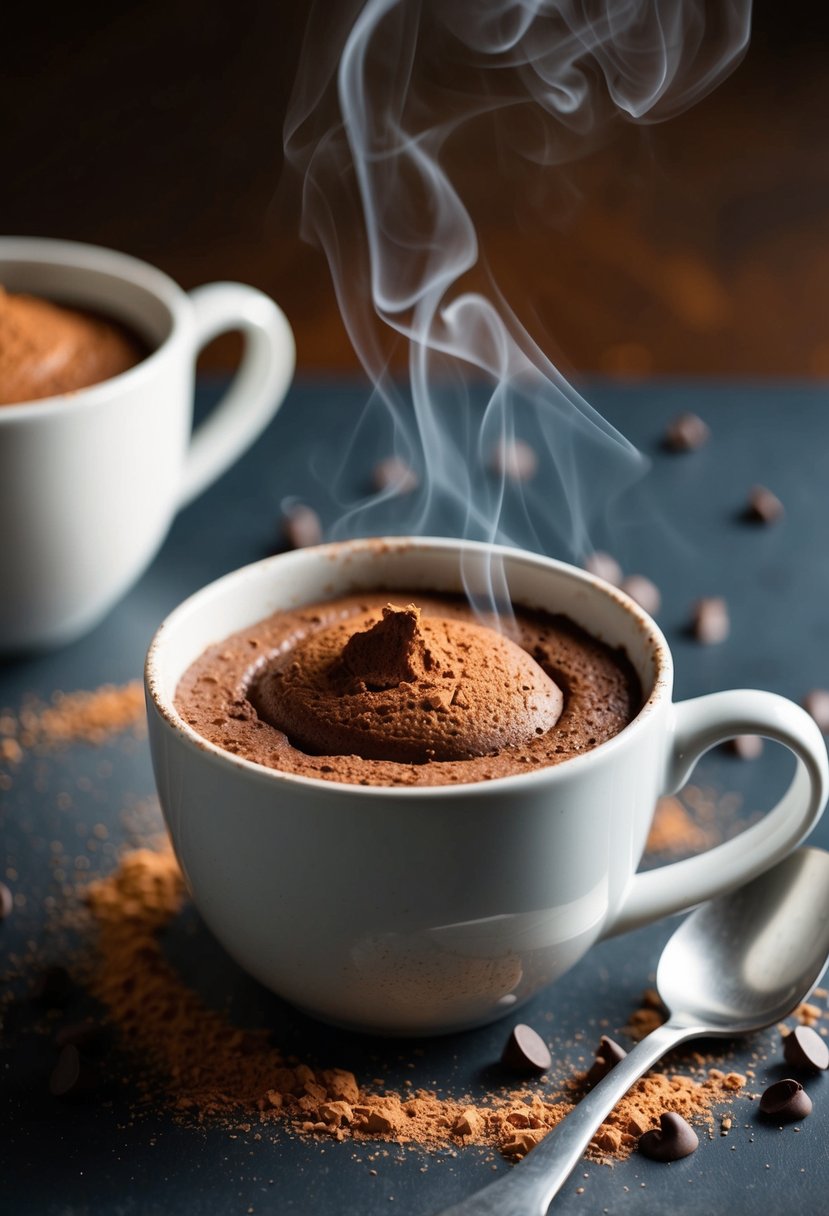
[{"left": 4, "top": 1, "right": 829, "bottom": 378}]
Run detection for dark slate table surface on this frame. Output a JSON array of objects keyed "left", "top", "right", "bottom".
[{"left": 2, "top": 376, "right": 828, "bottom": 1215}]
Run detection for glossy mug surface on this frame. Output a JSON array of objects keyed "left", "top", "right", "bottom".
[
  {"left": 145, "top": 538, "right": 829, "bottom": 1035},
  {"left": 0, "top": 237, "right": 295, "bottom": 651}
]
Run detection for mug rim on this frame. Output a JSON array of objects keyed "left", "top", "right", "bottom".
[
  {"left": 0, "top": 235, "right": 190, "bottom": 419},
  {"left": 145, "top": 536, "right": 674, "bottom": 799}
]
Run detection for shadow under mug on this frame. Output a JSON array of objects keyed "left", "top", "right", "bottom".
[
  {"left": 0, "top": 237, "right": 295, "bottom": 652},
  {"left": 145, "top": 538, "right": 829, "bottom": 1035}
]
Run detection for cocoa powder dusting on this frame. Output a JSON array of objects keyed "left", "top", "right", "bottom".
[
  {"left": 0, "top": 682, "right": 145, "bottom": 757},
  {"left": 646, "top": 796, "right": 713, "bottom": 854},
  {"left": 82, "top": 844, "right": 745, "bottom": 1162}
]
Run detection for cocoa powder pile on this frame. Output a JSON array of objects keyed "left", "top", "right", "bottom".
[{"left": 81, "top": 844, "right": 747, "bottom": 1162}]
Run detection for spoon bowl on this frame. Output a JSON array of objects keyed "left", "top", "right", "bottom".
[{"left": 657, "top": 847, "right": 829, "bottom": 1034}]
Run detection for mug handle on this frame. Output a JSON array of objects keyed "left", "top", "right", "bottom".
[
  {"left": 606, "top": 690, "right": 829, "bottom": 937},
  {"left": 178, "top": 282, "right": 296, "bottom": 507}
]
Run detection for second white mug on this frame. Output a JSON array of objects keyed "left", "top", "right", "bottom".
[{"left": 0, "top": 237, "right": 296, "bottom": 652}]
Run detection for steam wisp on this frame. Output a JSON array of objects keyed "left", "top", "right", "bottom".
[{"left": 284, "top": 0, "right": 751, "bottom": 616}]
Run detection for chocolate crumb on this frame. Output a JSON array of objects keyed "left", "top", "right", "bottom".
[
  {"left": 454, "top": 1108, "right": 484, "bottom": 1138},
  {"left": 691, "top": 597, "right": 730, "bottom": 645},
  {"left": 583, "top": 552, "right": 622, "bottom": 587},
  {"left": 794, "top": 1001, "right": 822, "bottom": 1026},
  {"left": 662, "top": 412, "right": 710, "bottom": 452},
  {"left": 489, "top": 438, "right": 538, "bottom": 482},
  {"left": 727, "top": 735, "right": 764, "bottom": 760},
  {"left": 620, "top": 575, "right": 661, "bottom": 617},
  {"left": 280, "top": 504, "right": 323, "bottom": 551},
  {"left": 372, "top": 457, "right": 419, "bottom": 495},
  {"left": 803, "top": 689, "right": 829, "bottom": 733},
  {"left": 744, "top": 485, "right": 784, "bottom": 525}
]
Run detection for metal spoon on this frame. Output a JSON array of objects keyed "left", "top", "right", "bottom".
[{"left": 436, "top": 847, "right": 829, "bottom": 1216}]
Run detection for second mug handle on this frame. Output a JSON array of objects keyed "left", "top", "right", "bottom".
[
  {"left": 178, "top": 282, "right": 296, "bottom": 507},
  {"left": 606, "top": 689, "right": 829, "bottom": 937}
]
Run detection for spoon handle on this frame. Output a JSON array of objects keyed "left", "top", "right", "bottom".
[{"left": 435, "top": 1019, "right": 700, "bottom": 1216}]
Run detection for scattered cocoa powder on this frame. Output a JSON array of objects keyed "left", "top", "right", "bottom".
[
  {"left": 794, "top": 1002, "right": 823, "bottom": 1028},
  {"left": 623, "top": 987, "right": 668, "bottom": 1041},
  {"left": 79, "top": 844, "right": 747, "bottom": 1162},
  {"left": 646, "top": 796, "right": 713, "bottom": 854},
  {"left": 644, "top": 784, "right": 751, "bottom": 857},
  {"left": 0, "top": 682, "right": 145, "bottom": 759}
]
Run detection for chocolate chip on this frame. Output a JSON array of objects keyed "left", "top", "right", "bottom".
[
  {"left": 691, "top": 597, "right": 729, "bottom": 645},
  {"left": 0, "top": 881, "right": 12, "bottom": 921},
  {"left": 783, "top": 1024, "right": 829, "bottom": 1071},
  {"left": 501, "top": 1023, "right": 552, "bottom": 1074},
  {"left": 31, "top": 965, "right": 73, "bottom": 1008},
  {"left": 637, "top": 1112, "right": 699, "bottom": 1161},
  {"left": 620, "top": 575, "right": 661, "bottom": 616},
  {"left": 585, "top": 1035, "right": 627, "bottom": 1087},
  {"left": 759, "top": 1078, "right": 812, "bottom": 1121},
  {"left": 803, "top": 689, "right": 829, "bottom": 733},
  {"left": 727, "top": 734, "right": 764, "bottom": 760},
  {"left": 281, "top": 504, "right": 323, "bottom": 551},
  {"left": 744, "top": 485, "right": 784, "bottom": 525},
  {"left": 662, "top": 412, "right": 710, "bottom": 452},
  {"left": 49, "top": 1044, "right": 99, "bottom": 1097},
  {"left": 490, "top": 438, "right": 538, "bottom": 482},
  {"left": 583, "top": 552, "right": 623, "bottom": 587},
  {"left": 372, "top": 456, "right": 419, "bottom": 495}
]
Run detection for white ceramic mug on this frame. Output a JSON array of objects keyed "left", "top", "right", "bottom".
[
  {"left": 145, "top": 538, "right": 829, "bottom": 1035},
  {"left": 0, "top": 237, "right": 295, "bottom": 651}
]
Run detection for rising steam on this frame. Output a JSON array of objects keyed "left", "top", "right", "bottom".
[{"left": 284, "top": 0, "right": 751, "bottom": 611}]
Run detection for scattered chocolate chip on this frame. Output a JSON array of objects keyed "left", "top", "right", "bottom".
[
  {"left": 583, "top": 552, "right": 622, "bottom": 586},
  {"left": 783, "top": 1024, "right": 829, "bottom": 1071},
  {"left": 372, "top": 456, "right": 419, "bottom": 495},
  {"left": 54, "top": 1018, "right": 105, "bottom": 1051},
  {"left": 0, "top": 881, "right": 12, "bottom": 921},
  {"left": 280, "top": 504, "right": 323, "bottom": 551},
  {"left": 490, "top": 438, "right": 538, "bottom": 483},
  {"left": 31, "top": 965, "right": 73, "bottom": 1008},
  {"left": 49, "top": 1044, "right": 99, "bottom": 1097},
  {"left": 662, "top": 412, "right": 710, "bottom": 452},
  {"left": 501, "top": 1023, "right": 552, "bottom": 1074},
  {"left": 637, "top": 1112, "right": 699, "bottom": 1161},
  {"left": 691, "top": 597, "right": 730, "bottom": 645},
  {"left": 585, "top": 1035, "right": 627, "bottom": 1087},
  {"left": 803, "top": 689, "right": 829, "bottom": 734},
  {"left": 759, "top": 1078, "right": 812, "bottom": 1121},
  {"left": 727, "top": 734, "right": 764, "bottom": 760},
  {"left": 744, "top": 485, "right": 784, "bottom": 525},
  {"left": 620, "top": 574, "right": 661, "bottom": 616}
]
